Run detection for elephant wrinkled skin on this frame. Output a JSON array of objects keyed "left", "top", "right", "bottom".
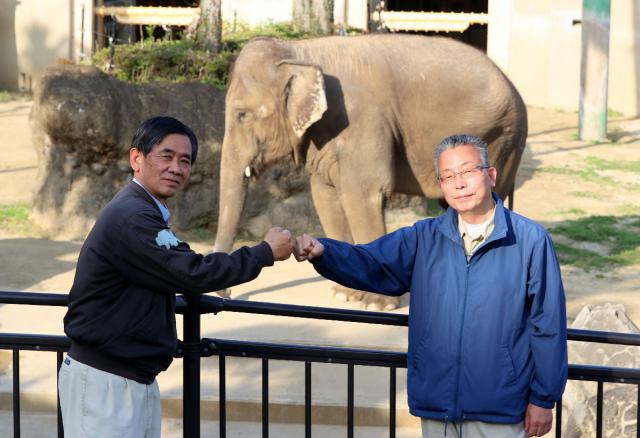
[{"left": 213, "top": 34, "right": 527, "bottom": 311}]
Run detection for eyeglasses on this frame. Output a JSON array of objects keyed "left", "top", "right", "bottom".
[{"left": 438, "top": 165, "right": 490, "bottom": 185}]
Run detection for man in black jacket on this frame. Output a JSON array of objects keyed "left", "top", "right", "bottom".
[{"left": 59, "top": 116, "right": 294, "bottom": 437}]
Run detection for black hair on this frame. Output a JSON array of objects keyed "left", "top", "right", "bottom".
[{"left": 131, "top": 116, "right": 199, "bottom": 164}]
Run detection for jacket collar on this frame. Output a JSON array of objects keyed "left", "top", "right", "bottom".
[
  {"left": 437, "top": 193, "right": 509, "bottom": 245},
  {"left": 126, "top": 181, "right": 166, "bottom": 222}
]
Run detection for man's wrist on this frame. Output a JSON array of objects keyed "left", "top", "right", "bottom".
[
  {"left": 252, "top": 241, "right": 275, "bottom": 267},
  {"left": 529, "top": 395, "right": 556, "bottom": 409}
]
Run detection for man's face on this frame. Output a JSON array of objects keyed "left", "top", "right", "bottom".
[
  {"left": 437, "top": 144, "right": 497, "bottom": 223},
  {"left": 130, "top": 133, "right": 193, "bottom": 203}
]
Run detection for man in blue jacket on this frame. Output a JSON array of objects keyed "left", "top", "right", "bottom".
[
  {"left": 294, "top": 134, "right": 568, "bottom": 437},
  {"left": 60, "top": 116, "right": 295, "bottom": 437}
]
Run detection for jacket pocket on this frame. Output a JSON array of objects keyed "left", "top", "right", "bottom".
[{"left": 501, "top": 344, "right": 517, "bottom": 385}]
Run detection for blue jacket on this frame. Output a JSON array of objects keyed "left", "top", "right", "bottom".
[{"left": 313, "top": 195, "right": 567, "bottom": 423}]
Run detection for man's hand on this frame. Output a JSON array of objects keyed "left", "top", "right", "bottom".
[
  {"left": 294, "top": 234, "right": 325, "bottom": 261},
  {"left": 525, "top": 403, "right": 553, "bottom": 437},
  {"left": 264, "top": 227, "right": 294, "bottom": 261}
]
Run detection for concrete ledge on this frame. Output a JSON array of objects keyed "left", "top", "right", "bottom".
[{"left": 0, "top": 392, "right": 421, "bottom": 428}]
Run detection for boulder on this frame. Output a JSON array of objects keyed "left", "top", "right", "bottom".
[{"left": 563, "top": 304, "right": 640, "bottom": 437}]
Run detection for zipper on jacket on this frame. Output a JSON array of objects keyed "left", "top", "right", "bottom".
[{"left": 453, "top": 261, "right": 470, "bottom": 420}]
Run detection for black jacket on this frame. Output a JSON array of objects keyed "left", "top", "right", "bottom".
[{"left": 64, "top": 182, "right": 273, "bottom": 383}]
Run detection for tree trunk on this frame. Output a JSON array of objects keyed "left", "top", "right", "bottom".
[
  {"left": 198, "top": 0, "right": 222, "bottom": 53},
  {"left": 292, "top": 0, "right": 334, "bottom": 35}
]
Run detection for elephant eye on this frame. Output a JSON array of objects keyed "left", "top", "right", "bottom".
[{"left": 237, "top": 111, "right": 247, "bottom": 122}]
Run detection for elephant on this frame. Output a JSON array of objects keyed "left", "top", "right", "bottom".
[{"left": 213, "top": 34, "right": 527, "bottom": 310}]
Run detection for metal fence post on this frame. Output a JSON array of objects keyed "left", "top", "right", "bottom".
[{"left": 183, "top": 294, "right": 201, "bottom": 437}]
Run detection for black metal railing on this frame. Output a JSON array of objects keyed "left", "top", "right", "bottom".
[{"left": 0, "top": 290, "right": 639, "bottom": 438}]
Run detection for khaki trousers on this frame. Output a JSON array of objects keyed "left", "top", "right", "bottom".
[
  {"left": 421, "top": 418, "right": 527, "bottom": 438},
  {"left": 58, "top": 356, "right": 161, "bottom": 438}
]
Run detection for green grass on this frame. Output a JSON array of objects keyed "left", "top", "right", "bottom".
[
  {"left": 568, "top": 190, "right": 605, "bottom": 200},
  {"left": 0, "top": 204, "right": 32, "bottom": 234},
  {"left": 549, "top": 215, "right": 640, "bottom": 271},
  {"left": 607, "top": 108, "right": 624, "bottom": 117},
  {"left": 0, "top": 91, "right": 11, "bottom": 102},
  {"left": 548, "top": 208, "right": 587, "bottom": 218},
  {"left": 584, "top": 155, "right": 640, "bottom": 173},
  {"left": 538, "top": 154, "right": 640, "bottom": 192}
]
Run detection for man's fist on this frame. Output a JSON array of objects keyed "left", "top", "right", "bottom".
[
  {"left": 294, "top": 234, "right": 325, "bottom": 261},
  {"left": 264, "top": 227, "right": 294, "bottom": 261},
  {"left": 525, "top": 403, "right": 553, "bottom": 437}
]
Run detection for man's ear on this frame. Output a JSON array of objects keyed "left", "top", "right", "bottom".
[
  {"left": 130, "top": 148, "right": 142, "bottom": 174},
  {"left": 488, "top": 166, "right": 497, "bottom": 188}
]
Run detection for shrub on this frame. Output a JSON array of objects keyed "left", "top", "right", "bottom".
[{"left": 92, "top": 21, "right": 313, "bottom": 89}]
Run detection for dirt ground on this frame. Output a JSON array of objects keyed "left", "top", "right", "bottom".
[{"left": 0, "top": 99, "right": 639, "bottom": 326}]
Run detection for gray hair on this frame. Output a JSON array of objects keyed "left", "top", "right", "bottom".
[{"left": 434, "top": 134, "right": 490, "bottom": 178}]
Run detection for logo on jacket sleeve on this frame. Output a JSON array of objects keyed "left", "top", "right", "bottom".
[{"left": 155, "top": 229, "right": 181, "bottom": 249}]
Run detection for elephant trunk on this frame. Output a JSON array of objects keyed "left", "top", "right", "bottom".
[{"left": 213, "top": 142, "right": 250, "bottom": 254}]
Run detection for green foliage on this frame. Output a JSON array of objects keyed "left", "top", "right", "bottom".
[
  {"left": 93, "top": 39, "right": 232, "bottom": 89},
  {"left": 0, "top": 204, "right": 32, "bottom": 234},
  {"left": 0, "top": 91, "right": 11, "bottom": 102},
  {"left": 92, "top": 21, "right": 314, "bottom": 89},
  {"left": 224, "top": 20, "right": 309, "bottom": 47},
  {"left": 550, "top": 215, "right": 640, "bottom": 271},
  {"left": 425, "top": 198, "right": 444, "bottom": 217}
]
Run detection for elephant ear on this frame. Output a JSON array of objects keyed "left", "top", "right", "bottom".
[{"left": 277, "top": 60, "right": 327, "bottom": 163}]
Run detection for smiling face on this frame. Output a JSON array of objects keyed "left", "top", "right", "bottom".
[
  {"left": 130, "top": 133, "right": 193, "bottom": 203},
  {"left": 437, "top": 144, "right": 497, "bottom": 224}
]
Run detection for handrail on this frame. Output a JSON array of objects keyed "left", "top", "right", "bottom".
[
  {"left": 198, "top": 294, "right": 408, "bottom": 326},
  {"left": 1, "top": 332, "right": 638, "bottom": 386}
]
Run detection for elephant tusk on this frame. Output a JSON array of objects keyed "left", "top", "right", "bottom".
[{"left": 244, "top": 166, "right": 252, "bottom": 178}]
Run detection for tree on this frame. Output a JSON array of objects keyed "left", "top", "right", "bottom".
[
  {"left": 197, "top": 0, "right": 222, "bottom": 53},
  {"left": 292, "top": 0, "right": 334, "bottom": 35}
]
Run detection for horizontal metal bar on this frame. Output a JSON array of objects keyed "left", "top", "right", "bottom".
[
  {"left": 205, "top": 338, "right": 407, "bottom": 368},
  {"left": 0, "top": 333, "right": 70, "bottom": 351},
  {"left": 0, "top": 331, "right": 639, "bottom": 386},
  {"left": 567, "top": 329, "right": 640, "bottom": 346},
  {"left": 0, "top": 291, "right": 68, "bottom": 306},
  {"left": 569, "top": 364, "right": 640, "bottom": 384},
  {"left": 3, "top": 290, "right": 640, "bottom": 347},
  {"left": 196, "top": 295, "right": 409, "bottom": 326}
]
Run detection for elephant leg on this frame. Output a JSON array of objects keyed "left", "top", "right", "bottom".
[
  {"left": 310, "top": 174, "right": 366, "bottom": 303},
  {"left": 310, "top": 174, "right": 352, "bottom": 242},
  {"left": 338, "top": 186, "right": 400, "bottom": 311}
]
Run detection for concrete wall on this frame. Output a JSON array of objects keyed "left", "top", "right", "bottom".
[
  {"left": 0, "top": 0, "right": 72, "bottom": 91},
  {"left": 488, "top": 0, "right": 640, "bottom": 117},
  {"left": 334, "top": 0, "right": 369, "bottom": 31}
]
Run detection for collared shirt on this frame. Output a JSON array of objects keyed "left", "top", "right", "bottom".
[
  {"left": 132, "top": 178, "right": 171, "bottom": 226},
  {"left": 458, "top": 207, "right": 496, "bottom": 260}
]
